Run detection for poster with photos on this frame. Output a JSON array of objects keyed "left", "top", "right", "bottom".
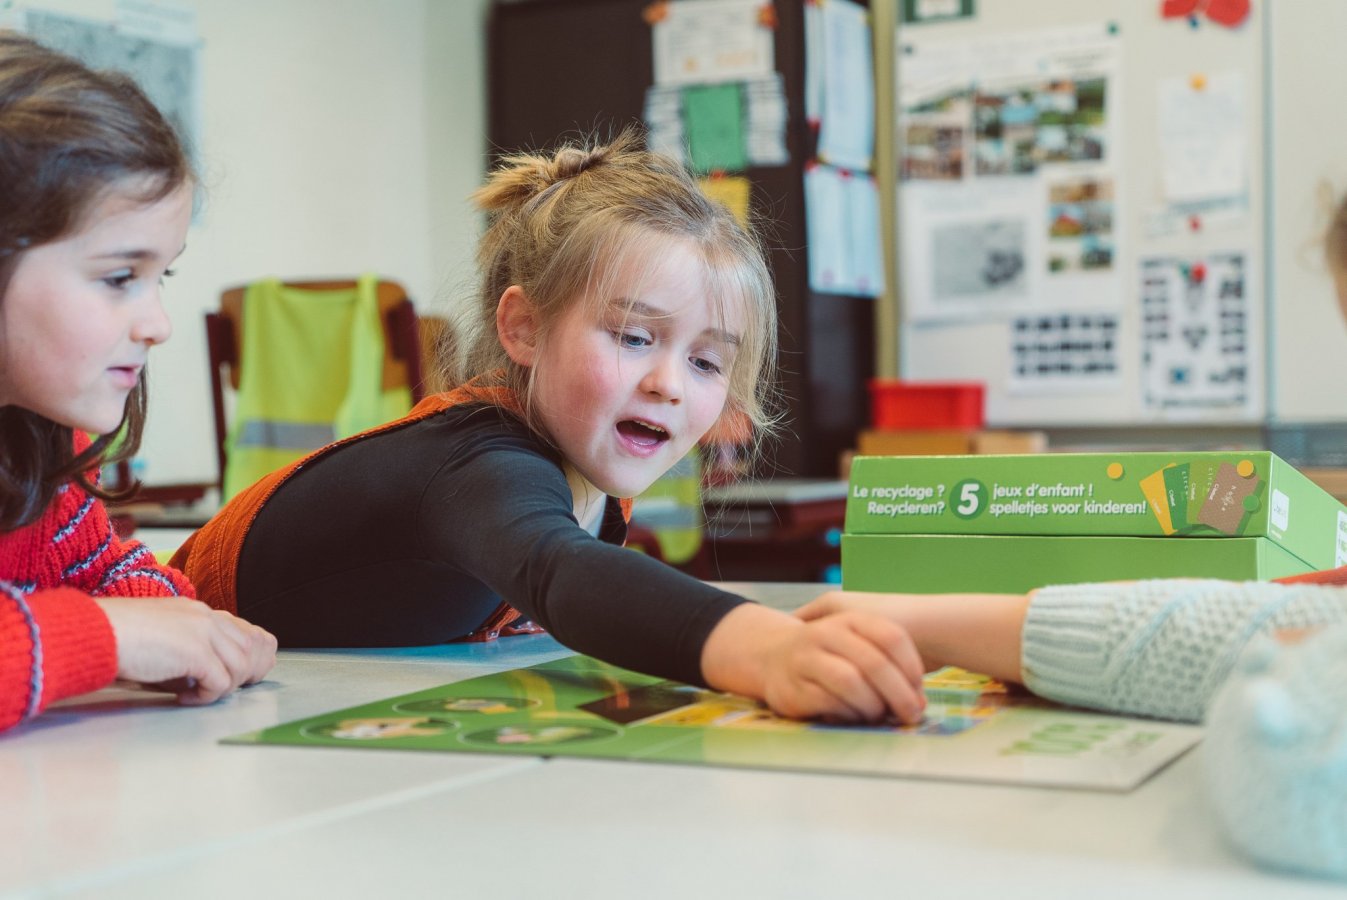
[
  {"left": 1139, "top": 252, "right": 1259, "bottom": 419},
  {"left": 898, "top": 25, "right": 1121, "bottom": 324},
  {"left": 1010, "top": 312, "right": 1121, "bottom": 393}
]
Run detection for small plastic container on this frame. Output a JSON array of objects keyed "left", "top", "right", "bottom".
[{"left": 868, "top": 380, "right": 985, "bottom": 430}]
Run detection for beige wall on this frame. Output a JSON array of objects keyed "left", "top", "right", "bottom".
[{"left": 19, "top": 0, "right": 489, "bottom": 485}]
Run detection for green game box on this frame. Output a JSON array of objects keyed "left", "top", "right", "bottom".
[
  {"left": 842, "top": 534, "right": 1313, "bottom": 594},
  {"left": 845, "top": 452, "right": 1347, "bottom": 571},
  {"left": 840, "top": 452, "right": 1347, "bottom": 592}
]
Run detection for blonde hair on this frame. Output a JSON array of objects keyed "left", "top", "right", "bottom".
[{"left": 444, "top": 129, "right": 779, "bottom": 454}]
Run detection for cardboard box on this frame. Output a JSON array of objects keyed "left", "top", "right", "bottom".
[
  {"left": 857, "top": 430, "right": 978, "bottom": 456},
  {"left": 842, "top": 534, "right": 1314, "bottom": 594},
  {"left": 856, "top": 429, "right": 1049, "bottom": 458},
  {"left": 845, "top": 452, "right": 1347, "bottom": 572}
]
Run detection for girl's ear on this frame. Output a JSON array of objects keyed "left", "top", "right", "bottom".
[{"left": 497, "top": 285, "right": 539, "bottom": 367}]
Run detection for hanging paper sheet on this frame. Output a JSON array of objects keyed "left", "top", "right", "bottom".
[
  {"left": 898, "top": 24, "right": 1122, "bottom": 325},
  {"left": 806, "top": 0, "right": 876, "bottom": 172},
  {"left": 1139, "top": 252, "right": 1260, "bottom": 420},
  {"left": 805, "top": 163, "right": 884, "bottom": 297},
  {"left": 651, "top": 0, "right": 775, "bottom": 87}
]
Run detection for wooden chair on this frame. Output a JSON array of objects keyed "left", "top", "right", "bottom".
[{"left": 205, "top": 278, "right": 427, "bottom": 491}]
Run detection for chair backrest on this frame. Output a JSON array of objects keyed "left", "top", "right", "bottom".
[
  {"left": 630, "top": 448, "right": 707, "bottom": 573},
  {"left": 205, "top": 277, "right": 426, "bottom": 492}
]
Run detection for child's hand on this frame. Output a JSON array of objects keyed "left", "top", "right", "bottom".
[
  {"left": 701, "top": 604, "right": 926, "bottom": 724},
  {"left": 95, "top": 596, "right": 278, "bottom": 705},
  {"left": 761, "top": 610, "right": 927, "bottom": 723}
]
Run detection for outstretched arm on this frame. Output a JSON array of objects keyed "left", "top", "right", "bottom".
[
  {"left": 794, "top": 591, "right": 1030, "bottom": 684},
  {"left": 794, "top": 581, "right": 1347, "bottom": 722}
]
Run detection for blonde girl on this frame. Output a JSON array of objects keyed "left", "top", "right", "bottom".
[{"left": 175, "top": 131, "right": 926, "bottom": 724}]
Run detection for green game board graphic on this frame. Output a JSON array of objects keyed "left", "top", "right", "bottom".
[{"left": 227, "top": 656, "right": 1200, "bottom": 792}]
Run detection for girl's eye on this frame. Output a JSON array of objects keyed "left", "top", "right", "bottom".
[
  {"left": 159, "top": 268, "right": 176, "bottom": 286},
  {"left": 102, "top": 270, "right": 135, "bottom": 290},
  {"left": 614, "top": 331, "right": 651, "bottom": 349},
  {"left": 692, "top": 356, "right": 723, "bottom": 376}
]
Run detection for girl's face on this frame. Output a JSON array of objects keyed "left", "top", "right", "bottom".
[
  {"left": 522, "top": 238, "right": 742, "bottom": 501},
  {"left": 0, "top": 181, "right": 192, "bottom": 434}
]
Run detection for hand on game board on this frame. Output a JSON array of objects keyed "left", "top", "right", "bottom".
[
  {"left": 700, "top": 602, "right": 927, "bottom": 724},
  {"left": 96, "top": 596, "right": 278, "bottom": 704}
]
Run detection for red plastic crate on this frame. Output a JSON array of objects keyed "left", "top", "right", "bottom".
[{"left": 868, "top": 380, "right": 985, "bottom": 430}]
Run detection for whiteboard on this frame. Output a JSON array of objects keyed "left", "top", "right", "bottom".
[{"left": 895, "top": 0, "right": 1267, "bottom": 427}]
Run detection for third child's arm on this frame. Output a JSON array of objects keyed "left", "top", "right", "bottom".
[{"left": 794, "top": 591, "right": 1030, "bottom": 684}]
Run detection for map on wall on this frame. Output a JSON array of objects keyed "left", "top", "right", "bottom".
[{"left": 23, "top": 7, "right": 199, "bottom": 165}]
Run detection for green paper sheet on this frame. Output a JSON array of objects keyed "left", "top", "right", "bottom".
[{"left": 683, "top": 83, "right": 748, "bottom": 174}]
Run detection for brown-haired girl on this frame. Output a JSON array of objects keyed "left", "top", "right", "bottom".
[
  {"left": 175, "top": 131, "right": 927, "bottom": 724},
  {"left": 0, "top": 32, "right": 275, "bottom": 732}
]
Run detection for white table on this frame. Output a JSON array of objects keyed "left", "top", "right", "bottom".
[{"left": 2, "top": 584, "right": 1339, "bottom": 899}]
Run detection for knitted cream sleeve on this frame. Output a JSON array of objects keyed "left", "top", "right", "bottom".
[{"left": 1020, "top": 579, "right": 1347, "bottom": 722}]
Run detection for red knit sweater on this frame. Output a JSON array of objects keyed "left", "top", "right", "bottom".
[{"left": 0, "top": 450, "right": 194, "bottom": 733}]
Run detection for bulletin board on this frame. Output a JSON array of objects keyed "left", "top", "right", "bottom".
[
  {"left": 894, "top": 0, "right": 1268, "bottom": 427},
  {"left": 487, "top": 0, "right": 875, "bottom": 477}
]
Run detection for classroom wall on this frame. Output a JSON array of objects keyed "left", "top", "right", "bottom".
[
  {"left": 1267, "top": 0, "right": 1347, "bottom": 422},
  {"left": 18, "top": 0, "right": 490, "bottom": 486}
]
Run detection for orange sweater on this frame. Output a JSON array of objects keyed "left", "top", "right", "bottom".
[{"left": 172, "top": 383, "right": 631, "bottom": 640}]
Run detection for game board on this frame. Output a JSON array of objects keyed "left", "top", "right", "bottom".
[{"left": 226, "top": 655, "right": 1200, "bottom": 792}]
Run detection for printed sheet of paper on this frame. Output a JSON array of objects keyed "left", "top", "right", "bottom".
[
  {"left": 898, "top": 24, "right": 1122, "bottom": 324},
  {"left": 651, "top": 0, "right": 775, "bottom": 87},
  {"left": 806, "top": 164, "right": 884, "bottom": 297},
  {"left": 815, "top": 0, "right": 875, "bottom": 172},
  {"left": 1157, "top": 72, "right": 1248, "bottom": 206},
  {"left": 228, "top": 656, "right": 1202, "bottom": 793},
  {"left": 1009, "top": 311, "right": 1121, "bottom": 393},
  {"left": 644, "top": 83, "right": 687, "bottom": 165},
  {"left": 1140, "top": 252, "right": 1261, "bottom": 420},
  {"left": 645, "top": 74, "right": 789, "bottom": 170},
  {"left": 698, "top": 175, "right": 751, "bottom": 227},
  {"left": 684, "top": 82, "right": 748, "bottom": 173},
  {"left": 742, "top": 73, "right": 789, "bottom": 165}
]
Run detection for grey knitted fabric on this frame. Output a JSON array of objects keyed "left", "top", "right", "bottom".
[
  {"left": 1021, "top": 579, "right": 1347, "bottom": 722},
  {"left": 1203, "top": 626, "right": 1347, "bottom": 881}
]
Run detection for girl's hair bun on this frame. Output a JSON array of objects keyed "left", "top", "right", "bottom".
[{"left": 548, "top": 144, "right": 609, "bottom": 181}]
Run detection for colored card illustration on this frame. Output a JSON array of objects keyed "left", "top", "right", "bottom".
[
  {"left": 1161, "top": 464, "right": 1191, "bottom": 531},
  {"left": 1197, "top": 461, "right": 1264, "bottom": 535},
  {"left": 1185, "top": 459, "right": 1220, "bottom": 525},
  {"left": 226, "top": 655, "right": 1201, "bottom": 792},
  {"left": 1139, "top": 468, "right": 1176, "bottom": 534}
]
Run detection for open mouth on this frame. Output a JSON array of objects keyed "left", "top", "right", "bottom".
[
  {"left": 616, "top": 419, "right": 669, "bottom": 448},
  {"left": 108, "top": 366, "right": 143, "bottom": 388}
]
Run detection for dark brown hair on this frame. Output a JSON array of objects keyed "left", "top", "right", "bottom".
[{"left": 0, "top": 30, "right": 193, "bottom": 529}]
